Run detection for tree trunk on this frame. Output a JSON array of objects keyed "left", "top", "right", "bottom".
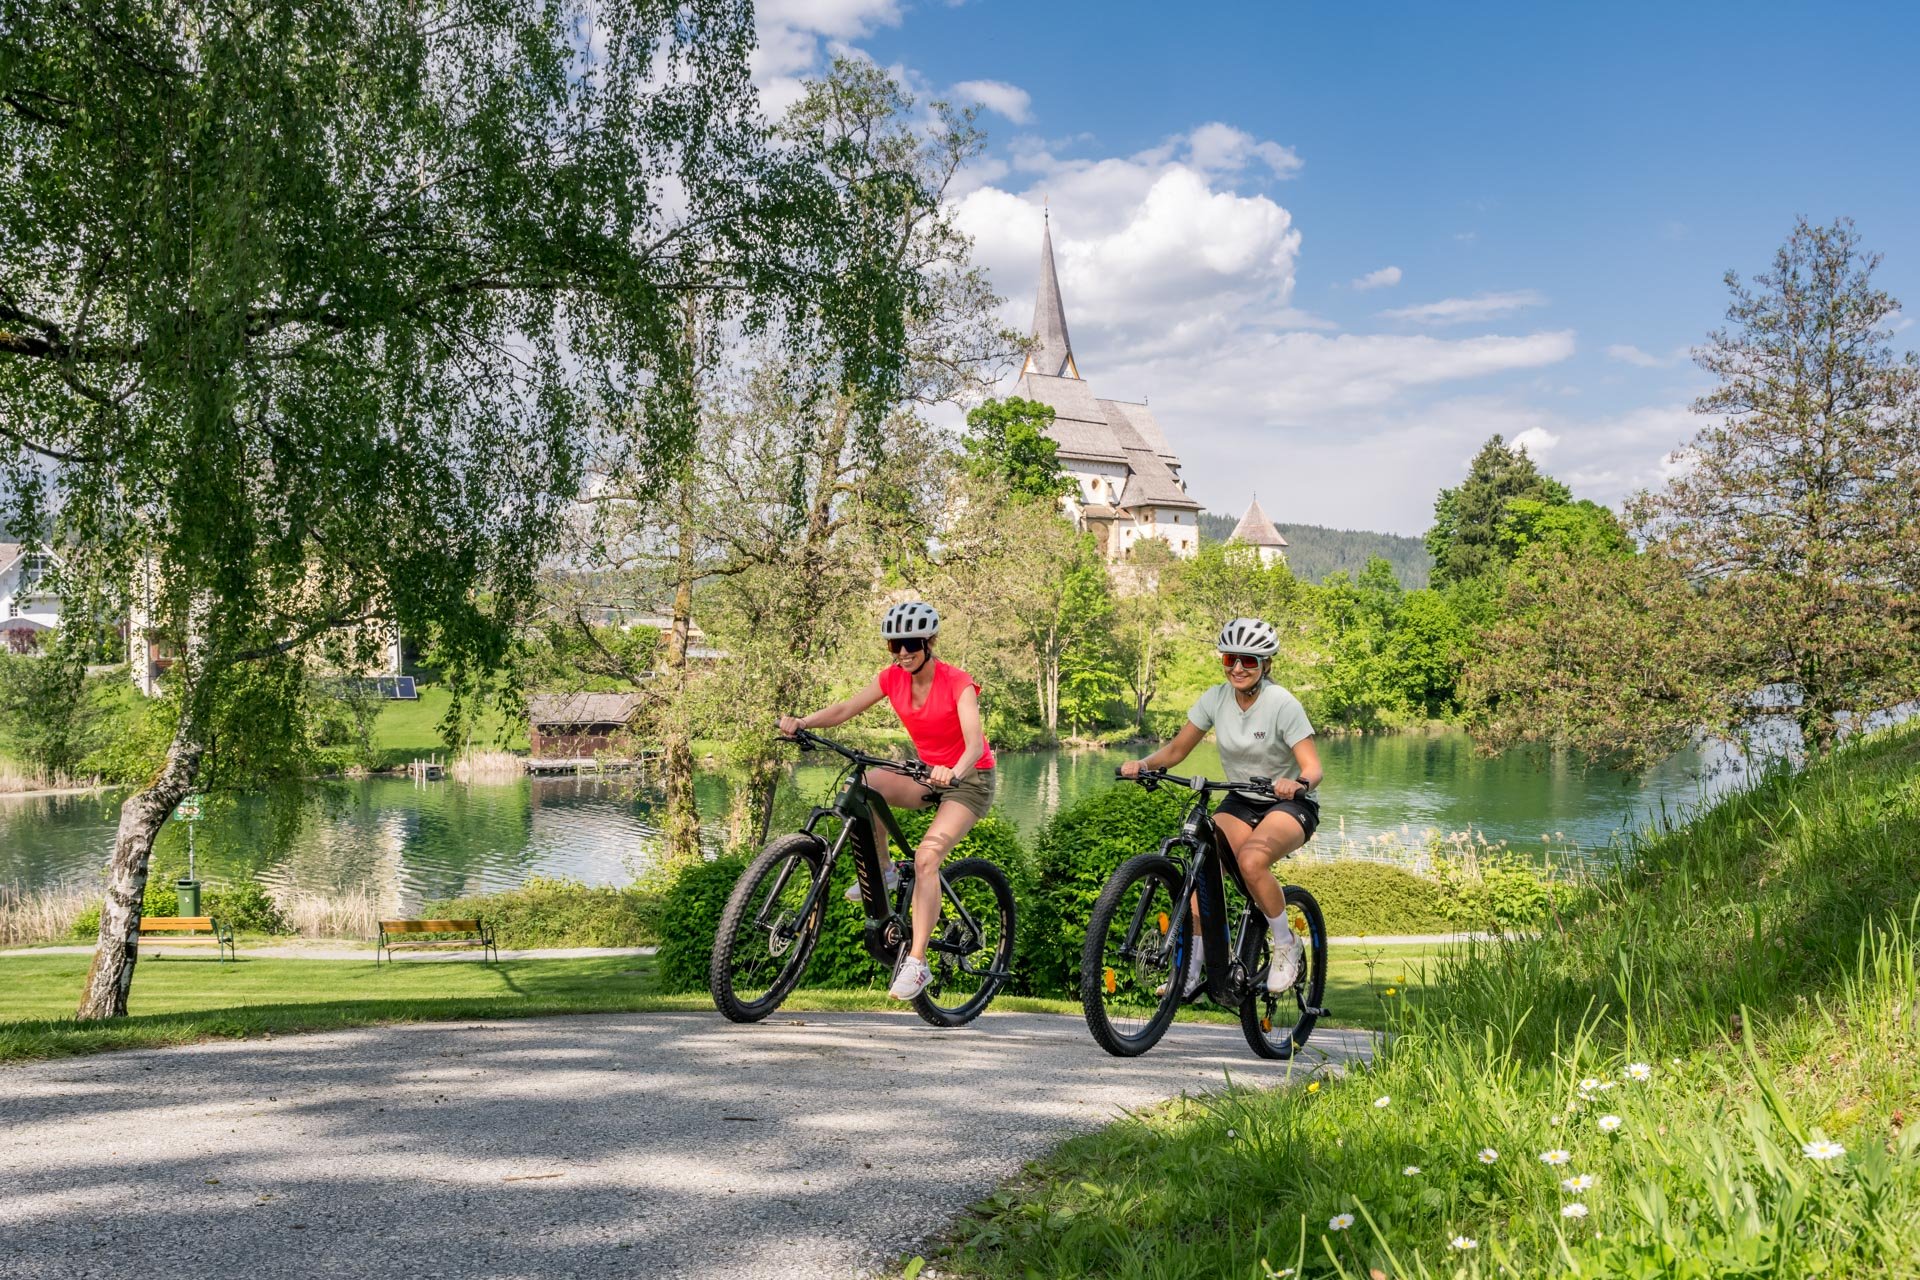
[
  {"left": 658, "top": 485, "right": 702, "bottom": 865},
  {"left": 76, "top": 716, "right": 204, "bottom": 1020}
]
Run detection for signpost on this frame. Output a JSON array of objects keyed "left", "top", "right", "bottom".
[{"left": 174, "top": 793, "right": 203, "bottom": 916}]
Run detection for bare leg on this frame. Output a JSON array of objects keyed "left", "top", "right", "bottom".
[
  {"left": 860, "top": 770, "right": 933, "bottom": 898},
  {"left": 908, "top": 799, "right": 980, "bottom": 961},
  {"left": 1214, "top": 809, "right": 1307, "bottom": 918}
]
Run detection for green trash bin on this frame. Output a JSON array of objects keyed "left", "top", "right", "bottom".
[{"left": 175, "top": 879, "right": 201, "bottom": 917}]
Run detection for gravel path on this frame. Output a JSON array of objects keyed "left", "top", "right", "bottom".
[{"left": 0, "top": 1010, "right": 1370, "bottom": 1279}]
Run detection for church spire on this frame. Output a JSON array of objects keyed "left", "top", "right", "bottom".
[{"left": 1022, "top": 211, "right": 1079, "bottom": 379}]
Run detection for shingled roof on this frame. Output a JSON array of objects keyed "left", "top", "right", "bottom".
[
  {"left": 527, "top": 692, "right": 643, "bottom": 728},
  {"left": 1229, "top": 497, "right": 1288, "bottom": 547}
]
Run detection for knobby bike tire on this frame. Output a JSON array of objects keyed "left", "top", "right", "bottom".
[
  {"left": 710, "top": 833, "right": 829, "bottom": 1023},
  {"left": 1081, "top": 853, "right": 1189, "bottom": 1058},
  {"left": 911, "top": 856, "right": 1017, "bottom": 1028},
  {"left": 1238, "top": 884, "right": 1328, "bottom": 1060}
]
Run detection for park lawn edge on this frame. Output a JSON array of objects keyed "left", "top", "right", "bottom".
[{"left": 900, "top": 719, "right": 1920, "bottom": 1279}]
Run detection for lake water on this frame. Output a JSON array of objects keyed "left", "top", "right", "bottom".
[{"left": 0, "top": 731, "right": 1758, "bottom": 910}]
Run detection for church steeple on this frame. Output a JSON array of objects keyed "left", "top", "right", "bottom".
[{"left": 1022, "top": 211, "right": 1080, "bottom": 379}]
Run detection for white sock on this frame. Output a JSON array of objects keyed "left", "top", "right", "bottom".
[{"left": 1267, "top": 913, "right": 1296, "bottom": 945}]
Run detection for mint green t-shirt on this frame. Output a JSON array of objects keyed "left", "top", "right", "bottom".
[{"left": 1188, "top": 680, "right": 1316, "bottom": 800}]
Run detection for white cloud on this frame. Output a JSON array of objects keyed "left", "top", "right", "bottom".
[
  {"left": 1352, "top": 266, "right": 1403, "bottom": 291},
  {"left": 1183, "top": 122, "right": 1303, "bottom": 179},
  {"left": 750, "top": 0, "right": 904, "bottom": 118},
  {"left": 951, "top": 79, "right": 1031, "bottom": 123},
  {"left": 756, "top": 0, "right": 901, "bottom": 40},
  {"left": 1605, "top": 343, "right": 1693, "bottom": 368},
  {"left": 1509, "top": 426, "right": 1560, "bottom": 460},
  {"left": 1888, "top": 310, "right": 1913, "bottom": 334},
  {"left": 1381, "top": 290, "right": 1547, "bottom": 325}
]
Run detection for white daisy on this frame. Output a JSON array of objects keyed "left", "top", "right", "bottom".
[
  {"left": 1561, "top": 1173, "right": 1595, "bottom": 1192},
  {"left": 1562, "top": 1202, "right": 1590, "bottom": 1219},
  {"left": 1578, "top": 1076, "right": 1601, "bottom": 1092},
  {"left": 1373, "top": 1095, "right": 1391, "bottom": 1109},
  {"left": 1403, "top": 1166, "right": 1421, "bottom": 1176},
  {"left": 1478, "top": 1147, "right": 1499, "bottom": 1164},
  {"left": 1597, "top": 1114, "right": 1623, "bottom": 1133},
  {"left": 1803, "top": 1139, "right": 1846, "bottom": 1162},
  {"left": 1539, "top": 1149, "right": 1571, "bottom": 1166},
  {"left": 1625, "top": 1062, "right": 1652, "bottom": 1082},
  {"left": 1329, "top": 1212, "right": 1355, "bottom": 1231},
  {"left": 1450, "top": 1235, "right": 1478, "bottom": 1251}
]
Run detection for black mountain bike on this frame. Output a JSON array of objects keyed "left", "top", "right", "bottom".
[
  {"left": 1081, "top": 769, "right": 1329, "bottom": 1059},
  {"left": 709, "top": 728, "right": 1016, "bottom": 1028}
]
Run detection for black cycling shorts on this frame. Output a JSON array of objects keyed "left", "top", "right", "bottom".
[{"left": 1215, "top": 790, "right": 1320, "bottom": 842}]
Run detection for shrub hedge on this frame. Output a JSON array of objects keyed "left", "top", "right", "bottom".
[
  {"left": 1280, "top": 860, "right": 1453, "bottom": 935},
  {"left": 422, "top": 875, "right": 664, "bottom": 949},
  {"left": 71, "top": 874, "right": 293, "bottom": 938},
  {"left": 653, "top": 809, "right": 1028, "bottom": 995}
]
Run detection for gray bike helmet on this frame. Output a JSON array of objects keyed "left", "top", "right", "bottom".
[
  {"left": 1216, "top": 616, "right": 1279, "bottom": 657},
  {"left": 881, "top": 600, "right": 940, "bottom": 640}
]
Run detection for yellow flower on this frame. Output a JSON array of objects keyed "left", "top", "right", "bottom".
[
  {"left": 1383, "top": 987, "right": 1398, "bottom": 997},
  {"left": 1307, "top": 1081, "right": 1321, "bottom": 1094}
]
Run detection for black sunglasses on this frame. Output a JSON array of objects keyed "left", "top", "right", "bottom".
[{"left": 887, "top": 637, "right": 928, "bottom": 654}]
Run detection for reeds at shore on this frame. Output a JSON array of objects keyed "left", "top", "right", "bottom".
[
  {"left": 450, "top": 749, "right": 525, "bottom": 783},
  {"left": 269, "top": 884, "right": 389, "bottom": 938},
  {"left": 0, "top": 883, "right": 94, "bottom": 947}
]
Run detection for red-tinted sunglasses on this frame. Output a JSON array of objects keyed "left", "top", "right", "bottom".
[{"left": 1221, "top": 653, "right": 1263, "bottom": 671}]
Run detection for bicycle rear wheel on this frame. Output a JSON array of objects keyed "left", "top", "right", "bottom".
[
  {"left": 912, "top": 856, "right": 1016, "bottom": 1028},
  {"left": 1239, "top": 885, "right": 1328, "bottom": 1060},
  {"left": 710, "top": 834, "right": 828, "bottom": 1023},
  {"left": 1081, "top": 853, "right": 1189, "bottom": 1057}
]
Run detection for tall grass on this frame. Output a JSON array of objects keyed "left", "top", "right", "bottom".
[
  {"left": 270, "top": 884, "right": 390, "bottom": 939},
  {"left": 0, "top": 760, "right": 99, "bottom": 794},
  {"left": 450, "top": 749, "right": 525, "bottom": 783},
  {"left": 0, "top": 884, "right": 95, "bottom": 946},
  {"left": 936, "top": 720, "right": 1920, "bottom": 1279}
]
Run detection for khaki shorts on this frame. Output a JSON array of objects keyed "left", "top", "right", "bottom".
[{"left": 931, "top": 767, "right": 996, "bottom": 820}]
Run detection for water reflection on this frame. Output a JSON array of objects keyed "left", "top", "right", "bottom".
[{"left": 5, "top": 728, "right": 1771, "bottom": 911}]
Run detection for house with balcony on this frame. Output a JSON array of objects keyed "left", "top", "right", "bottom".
[{"left": 0, "top": 543, "right": 60, "bottom": 652}]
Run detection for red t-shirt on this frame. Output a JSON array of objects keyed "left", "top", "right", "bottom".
[{"left": 877, "top": 660, "right": 996, "bottom": 772}]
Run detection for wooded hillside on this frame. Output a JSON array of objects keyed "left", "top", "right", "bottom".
[{"left": 1196, "top": 512, "right": 1433, "bottom": 587}]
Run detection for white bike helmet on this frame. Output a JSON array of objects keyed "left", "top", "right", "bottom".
[
  {"left": 1216, "top": 616, "right": 1279, "bottom": 657},
  {"left": 881, "top": 601, "right": 940, "bottom": 640}
]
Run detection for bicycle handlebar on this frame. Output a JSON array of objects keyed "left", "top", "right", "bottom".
[
  {"left": 1116, "top": 766, "right": 1273, "bottom": 794},
  {"left": 779, "top": 727, "right": 935, "bottom": 782}
]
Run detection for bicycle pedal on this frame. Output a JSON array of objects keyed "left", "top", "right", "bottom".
[{"left": 1303, "top": 1005, "right": 1329, "bottom": 1017}]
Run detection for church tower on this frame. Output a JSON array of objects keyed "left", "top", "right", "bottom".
[
  {"left": 1010, "top": 216, "right": 1200, "bottom": 562},
  {"left": 1020, "top": 214, "right": 1080, "bottom": 380}
]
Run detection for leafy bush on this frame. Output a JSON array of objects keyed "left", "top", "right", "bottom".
[
  {"left": 1432, "top": 848, "right": 1577, "bottom": 929},
  {"left": 70, "top": 873, "right": 292, "bottom": 937},
  {"left": 653, "top": 810, "right": 1028, "bottom": 995},
  {"left": 1021, "top": 783, "right": 1191, "bottom": 996},
  {"left": 423, "top": 875, "right": 663, "bottom": 949},
  {"left": 1283, "top": 860, "right": 1454, "bottom": 935}
]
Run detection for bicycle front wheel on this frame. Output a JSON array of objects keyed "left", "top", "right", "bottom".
[
  {"left": 1239, "top": 885, "right": 1328, "bottom": 1060},
  {"left": 710, "top": 834, "right": 829, "bottom": 1023},
  {"left": 913, "top": 857, "right": 1016, "bottom": 1028},
  {"left": 1081, "top": 853, "right": 1189, "bottom": 1057}
]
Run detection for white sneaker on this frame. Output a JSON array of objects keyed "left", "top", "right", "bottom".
[
  {"left": 846, "top": 867, "right": 901, "bottom": 904},
  {"left": 889, "top": 956, "right": 933, "bottom": 1001},
  {"left": 1155, "top": 951, "right": 1205, "bottom": 999},
  {"left": 1268, "top": 928, "right": 1305, "bottom": 993}
]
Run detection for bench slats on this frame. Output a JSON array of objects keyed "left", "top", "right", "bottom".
[
  {"left": 379, "top": 919, "right": 483, "bottom": 933},
  {"left": 141, "top": 916, "right": 215, "bottom": 931}
]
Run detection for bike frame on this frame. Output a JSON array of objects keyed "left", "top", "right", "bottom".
[
  {"left": 1121, "top": 779, "right": 1265, "bottom": 1008},
  {"left": 763, "top": 736, "right": 1001, "bottom": 975}
]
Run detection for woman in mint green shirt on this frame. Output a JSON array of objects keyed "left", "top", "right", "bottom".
[{"left": 1120, "top": 616, "right": 1323, "bottom": 997}]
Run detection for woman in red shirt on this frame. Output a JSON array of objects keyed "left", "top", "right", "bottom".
[{"left": 777, "top": 601, "right": 996, "bottom": 1001}]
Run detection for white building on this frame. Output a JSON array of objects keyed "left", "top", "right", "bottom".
[
  {"left": 1009, "top": 218, "right": 1201, "bottom": 563},
  {"left": 0, "top": 543, "right": 60, "bottom": 652}
]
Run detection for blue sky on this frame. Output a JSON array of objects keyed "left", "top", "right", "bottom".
[{"left": 754, "top": 0, "right": 1920, "bottom": 534}]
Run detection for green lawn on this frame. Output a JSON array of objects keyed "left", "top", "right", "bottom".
[
  {"left": 0, "top": 943, "right": 1434, "bottom": 1063},
  {"left": 368, "top": 684, "right": 526, "bottom": 767}
]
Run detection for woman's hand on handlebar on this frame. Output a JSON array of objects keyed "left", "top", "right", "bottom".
[
  {"left": 927, "top": 764, "right": 957, "bottom": 788},
  {"left": 776, "top": 715, "right": 806, "bottom": 738},
  {"left": 1272, "top": 776, "right": 1310, "bottom": 800},
  {"left": 1118, "top": 759, "right": 1146, "bottom": 779}
]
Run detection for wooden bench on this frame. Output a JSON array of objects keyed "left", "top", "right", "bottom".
[
  {"left": 376, "top": 918, "right": 498, "bottom": 966},
  {"left": 138, "top": 916, "right": 236, "bottom": 961}
]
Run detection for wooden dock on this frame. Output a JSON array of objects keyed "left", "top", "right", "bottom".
[{"left": 524, "top": 752, "right": 658, "bottom": 776}]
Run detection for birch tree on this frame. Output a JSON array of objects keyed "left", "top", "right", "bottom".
[{"left": 0, "top": 2, "right": 916, "bottom": 1018}]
